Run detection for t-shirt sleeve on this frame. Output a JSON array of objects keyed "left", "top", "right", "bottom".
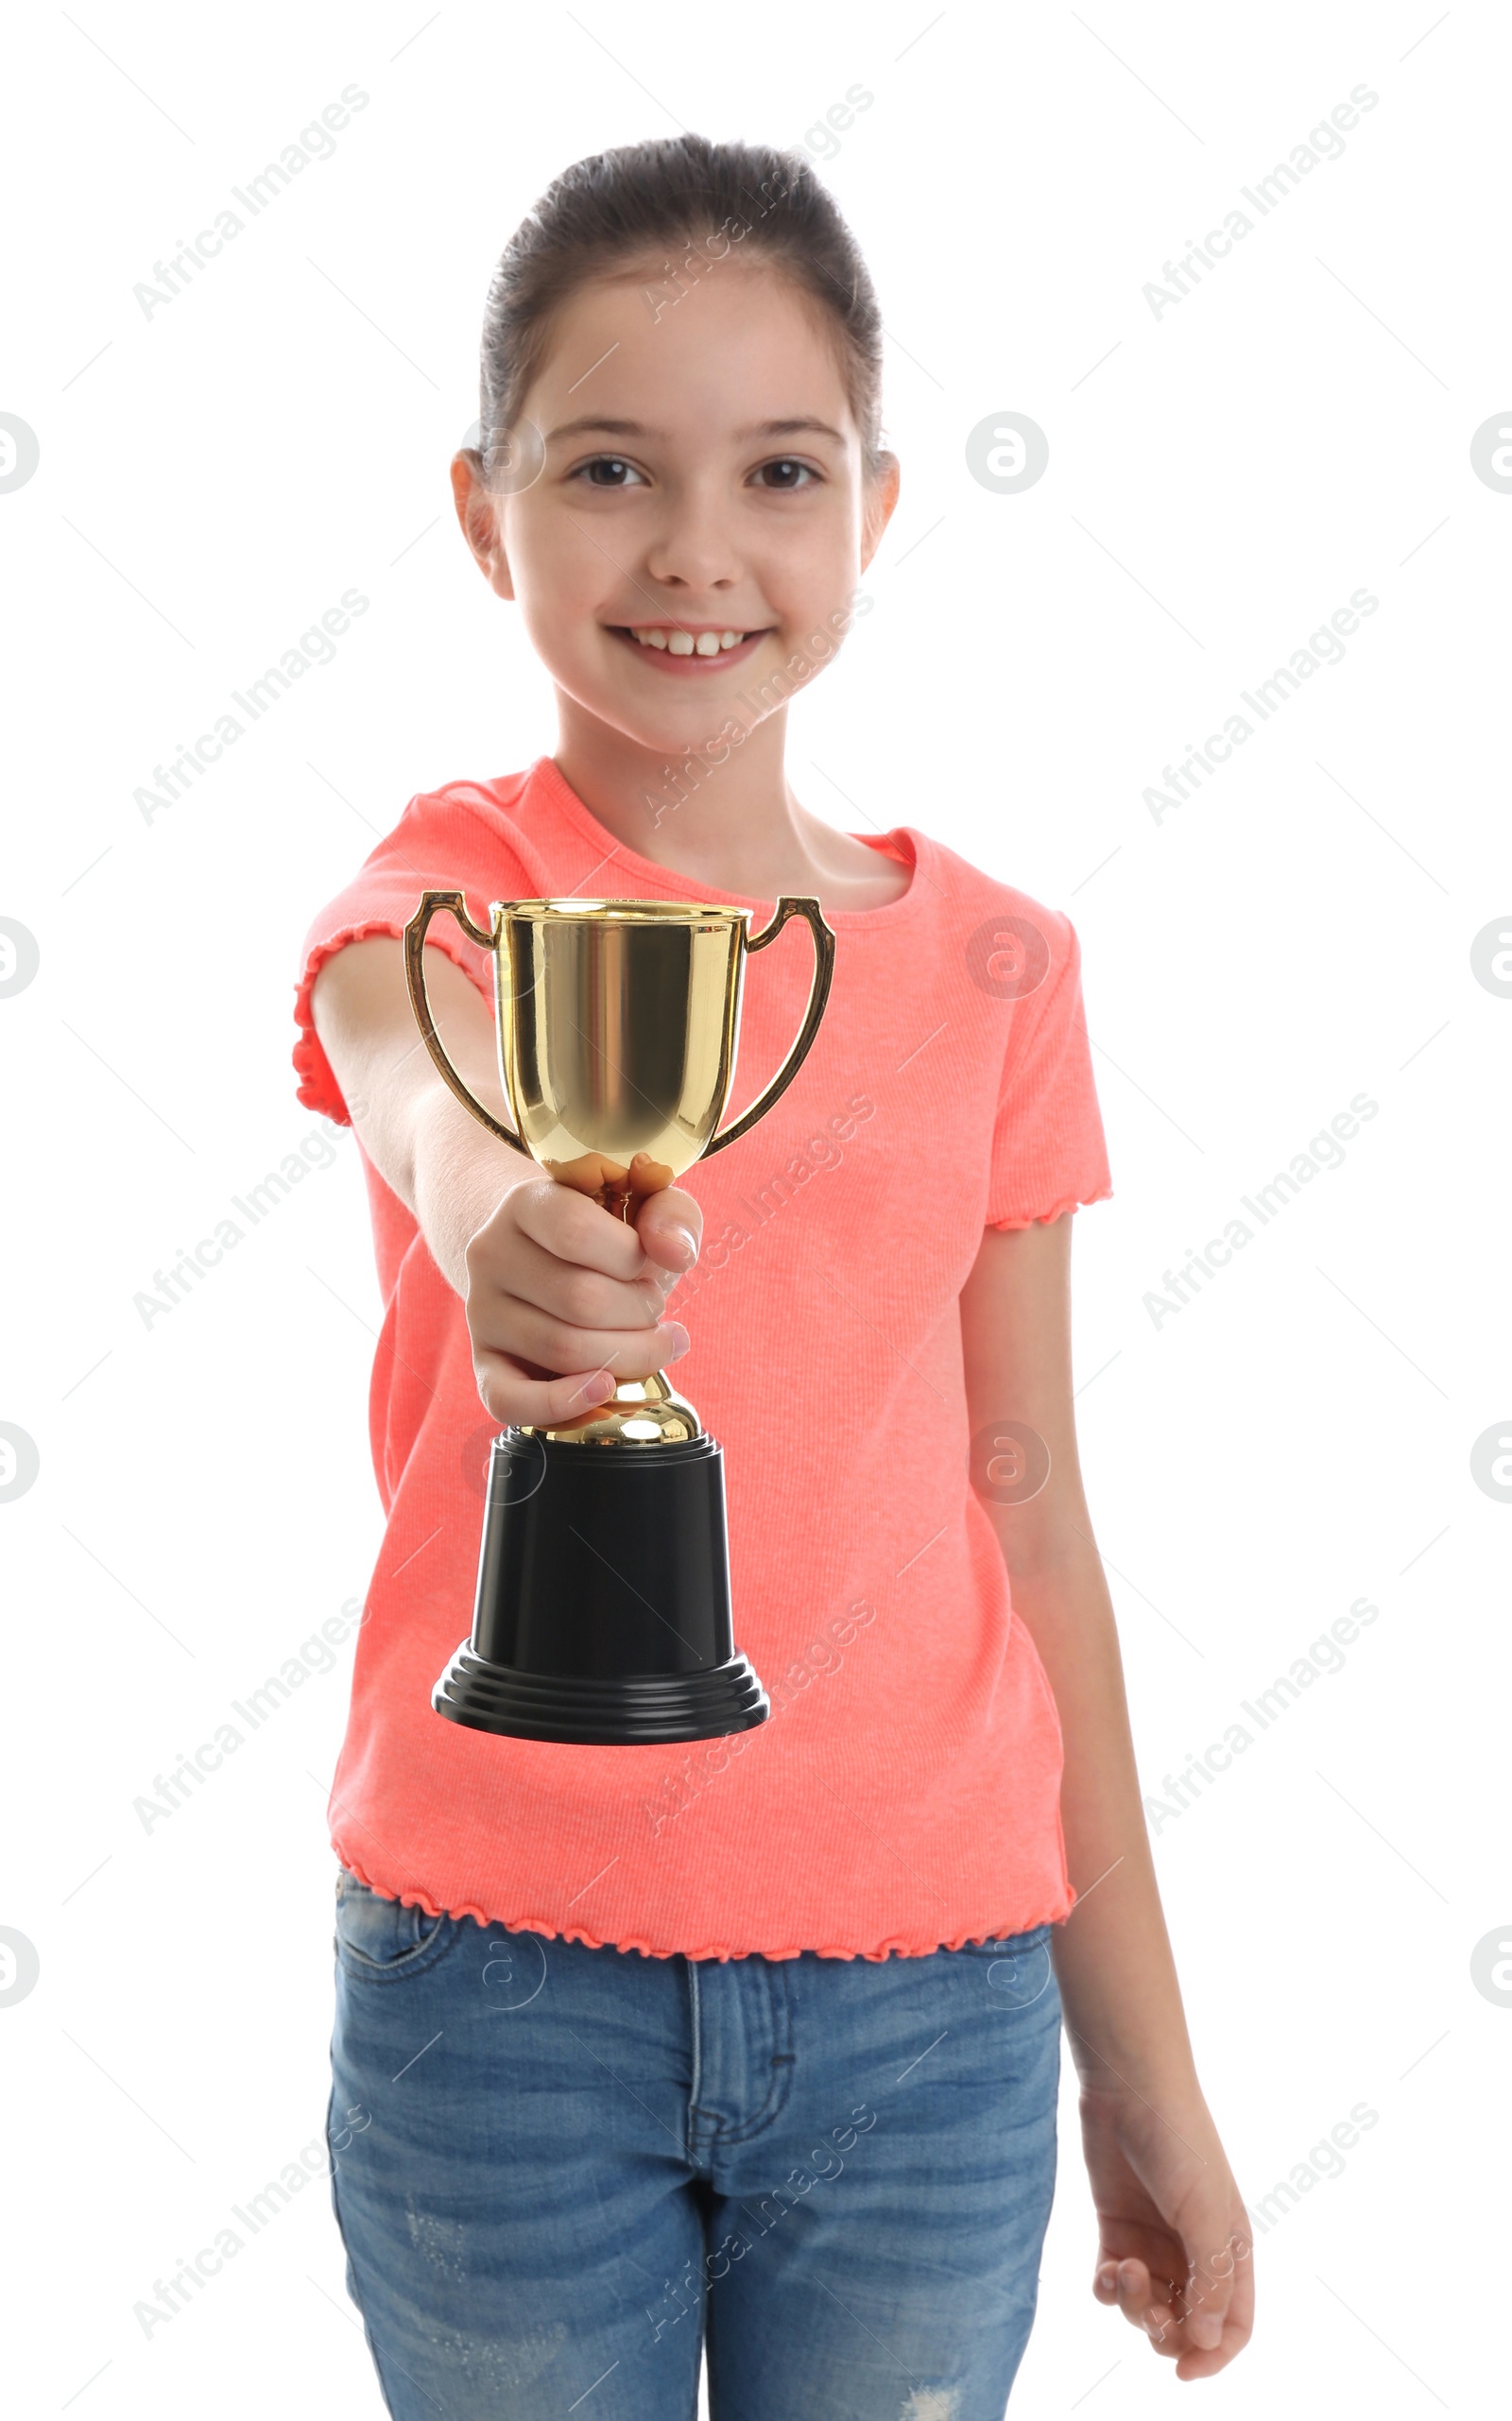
[
  {"left": 984, "top": 905, "right": 1112, "bottom": 1228},
  {"left": 292, "top": 789, "right": 524, "bottom": 1126}
]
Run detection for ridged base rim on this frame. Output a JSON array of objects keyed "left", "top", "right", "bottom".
[{"left": 431, "top": 1643, "right": 770, "bottom": 1744}]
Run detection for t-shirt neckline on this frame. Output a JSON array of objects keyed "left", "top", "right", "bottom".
[{"left": 525, "top": 755, "right": 932, "bottom": 928}]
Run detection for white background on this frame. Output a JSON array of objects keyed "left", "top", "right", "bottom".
[{"left": 3, "top": 3, "right": 1507, "bottom": 2414}]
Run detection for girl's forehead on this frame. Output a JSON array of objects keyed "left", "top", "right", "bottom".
[{"left": 526, "top": 255, "right": 857, "bottom": 436}]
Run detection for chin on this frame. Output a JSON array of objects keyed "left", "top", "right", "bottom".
[{"left": 576, "top": 681, "right": 750, "bottom": 763}]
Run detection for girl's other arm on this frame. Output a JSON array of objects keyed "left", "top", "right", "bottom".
[
  {"left": 960, "top": 1214, "right": 1254, "bottom": 2380},
  {"left": 309, "top": 937, "right": 700, "bottom": 1428}
]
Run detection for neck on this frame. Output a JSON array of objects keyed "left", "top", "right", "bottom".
[{"left": 554, "top": 695, "right": 828, "bottom": 897}]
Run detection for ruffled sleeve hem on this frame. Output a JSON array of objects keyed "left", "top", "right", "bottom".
[
  {"left": 986, "top": 1180, "right": 1114, "bottom": 1232},
  {"left": 293, "top": 912, "right": 490, "bottom": 1125}
]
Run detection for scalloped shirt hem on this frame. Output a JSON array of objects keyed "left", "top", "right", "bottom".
[{"left": 334, "top": 1841, "right": 1074, "bottom": 1965}]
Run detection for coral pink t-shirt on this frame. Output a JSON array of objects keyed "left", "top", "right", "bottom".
[{"left": 293, "top": 756, "right": 1111, "bottom": 1960}]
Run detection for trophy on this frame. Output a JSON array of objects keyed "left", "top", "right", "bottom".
[{"left": 403, "top": 891, "right": 835, "bottom": 1745}]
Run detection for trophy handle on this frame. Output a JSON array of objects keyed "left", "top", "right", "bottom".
[
  {"left": 403, "top": 890, "right": 531, "bottom": 1157},
  {"left": 702, "top": 896, "right": 836, "bottom": 1158}
]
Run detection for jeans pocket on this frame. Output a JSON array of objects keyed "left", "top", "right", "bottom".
[
  {"left": 964, "top": 1924, "right": 1057, "bottom": 2012},
  {"left": 334, "top": 1865, "right": 456, "bottom": 1979}
]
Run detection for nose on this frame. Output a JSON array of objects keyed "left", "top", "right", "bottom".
[{"left": 643, "top": 478, "right": 742, "bottom": 593}]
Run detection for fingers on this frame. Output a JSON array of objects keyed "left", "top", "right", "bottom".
[
  {"left": 502, "top": 1224, "right": 679, "bottom": 1332},
  {"left": 473, "top": 1349, "right": 618, "bottom": 1432},
  {"left": 462, "top": 1173, "right": 701, "bottom": 1430},
  {"left": 1093, "top": 2241, "right": 1249, "bottom": 2377},
  {"left": 488, "top": 1295, "right": 688, "bottom": 1388},
  {"left": 1095, "top": 2255, "right": 1183, "bottom": 2352},
  {"left": 490, "top": 1170, "right": 700, "bottom": 1285},
  {"left": 468, "top": 1211, "right": 687, "bottom": 1385},
  {"left": 509, "top": 1176, "right": 652, "bottom": 1279}
]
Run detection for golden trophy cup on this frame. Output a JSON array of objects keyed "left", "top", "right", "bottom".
[{"left": 404, "top": 892, "right": 836, "bottom": 1743}]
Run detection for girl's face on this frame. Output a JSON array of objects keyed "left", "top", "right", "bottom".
[{"left": 455, "top": 254, "right": 898, "bottom": 754}]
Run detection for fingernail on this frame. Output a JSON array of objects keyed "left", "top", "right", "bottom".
[
  {"left": 664, "top": 1324, "right": 690, "bottom": 1360},
  {"left": 573, "top": 1370, "right": 615, "bottom": 1408},
  {"left": 669, "top": 1224, "right": 698, "bottom": 1269},
  {"left": 1189, "top": 2312, "right": 1223, "bottom": 2347},
  {"left": 1097, "top": 2265, "right": 1118, "bottom": 2293}
]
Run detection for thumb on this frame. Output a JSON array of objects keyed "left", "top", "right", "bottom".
[{"left": 635, "top": 1173, "right": 702, "bottom": 1276}]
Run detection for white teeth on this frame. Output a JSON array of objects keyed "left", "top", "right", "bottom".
[{"left": 628, "top": 626, "right": 748, "bottom": 653}]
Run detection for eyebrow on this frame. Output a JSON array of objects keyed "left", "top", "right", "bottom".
[
  {"left": 544, "top": 415, "right": 848, "bottom": 445},
  {"left": 545, "top": 418, "right": 646, "bottom": 443}
]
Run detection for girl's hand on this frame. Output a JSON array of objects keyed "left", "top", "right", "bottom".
[
  {"left": 306, "top": 937, "right": 702, "bottom": 1425},
  {"left": 1080, "top": 2076, "right": 1255, "bottom": 2378},
  {"left": 463, "top": 1154, "right": 701, "bottom": 1430}
]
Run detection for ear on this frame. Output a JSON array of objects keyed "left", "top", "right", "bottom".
[
  {"left": 450, "top": 450, "right": 516, "bottom": 600},
  {"left": 859, "top": 451, "right": 901, "bottom": 573}
]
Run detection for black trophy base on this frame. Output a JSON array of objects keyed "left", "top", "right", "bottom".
[
  {"left": 432, "top": 1644, "right": 769, "bottom": 1745},
  {"left": 434, "top": 1428, "right": 771, "bottom": 1746}
]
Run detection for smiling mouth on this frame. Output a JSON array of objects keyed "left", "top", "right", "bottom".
[{"left": 608, "top": 625, "right": 771, "bottom": 670}]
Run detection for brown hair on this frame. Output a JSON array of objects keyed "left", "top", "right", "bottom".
[{"left": 472, "top": 133, "right": 887, "bottom": 480}]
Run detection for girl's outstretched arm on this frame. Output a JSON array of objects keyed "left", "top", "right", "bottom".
[
  {"left": 960, "top": 1214, "right": 1255, "bottom": 2381},
  {"left": 310, "top": 936, "right": 701, "bottom": 1428}
]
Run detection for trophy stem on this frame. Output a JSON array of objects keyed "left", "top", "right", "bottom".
[{"left": 524, "top": 1368, "right": 701, "bottom": 1447}]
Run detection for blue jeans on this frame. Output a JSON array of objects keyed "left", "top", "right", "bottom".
[{"left": 327, "top": 1866, "right": 1061, "bottom": 2419}]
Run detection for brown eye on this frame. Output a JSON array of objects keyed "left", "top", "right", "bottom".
[
  {"left": 576, "top": 456, "right": 644, "bottom": 487},
  {"left": 756, "top": 458, "right": 818, "bottom": 489}
]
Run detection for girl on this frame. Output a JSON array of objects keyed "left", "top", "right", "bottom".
[{"left": 298, "top": 135, "right": 1253, "bottom": 2419}]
